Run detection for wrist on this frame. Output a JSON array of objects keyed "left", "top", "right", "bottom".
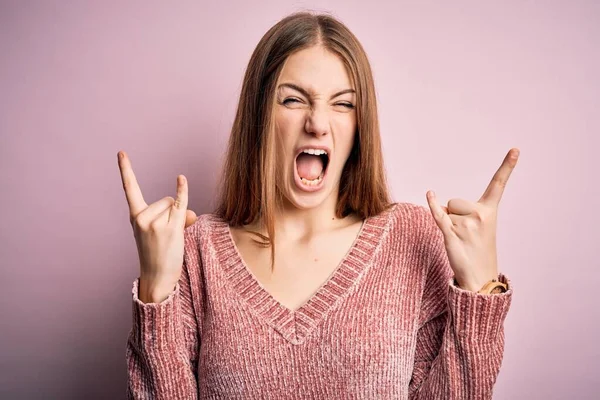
[
  {"left": 454, "top": 274, "right": 507, "bottom": 294},
  {"left": 454, "top": 275, "right": 496, "bottom": 292},
  {"left": 139, "top": 277, "right": 177, "bottom": 304}
]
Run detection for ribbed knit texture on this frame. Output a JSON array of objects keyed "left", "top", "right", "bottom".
[{"left": 126, "top": 202, "right": 512, "bottom": 399}]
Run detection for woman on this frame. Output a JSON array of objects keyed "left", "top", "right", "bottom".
[{"left": 121, "top": 11, "right": 518, "bottom": 399}]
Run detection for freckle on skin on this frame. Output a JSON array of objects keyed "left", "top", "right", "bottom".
[{"left": 314, "top": 258, "right": 318, "bottom": 262}]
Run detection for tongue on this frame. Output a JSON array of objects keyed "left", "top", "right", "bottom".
[{"left": 296, "top": 153, "right": 324, "bottom": 180}]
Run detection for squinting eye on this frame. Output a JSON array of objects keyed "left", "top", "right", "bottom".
[{"left": 282, "top": 98, "right": 354, "bottom": 109}]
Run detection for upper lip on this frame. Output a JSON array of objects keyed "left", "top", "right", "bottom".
[{"left": 294, "top": 144, "right": 332, "bottom": 158}]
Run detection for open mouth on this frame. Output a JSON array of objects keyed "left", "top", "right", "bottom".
[{"left": 294, "top": 148, "right": 330, "bottom": 189}]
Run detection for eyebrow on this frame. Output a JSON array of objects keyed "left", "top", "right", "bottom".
[{"left": 277, "top": 83, "right": 356, "bottom": 100}]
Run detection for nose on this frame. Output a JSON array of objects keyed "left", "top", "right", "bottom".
[{"left": 304, "top": 106, "right": 330, "bottom": 137}]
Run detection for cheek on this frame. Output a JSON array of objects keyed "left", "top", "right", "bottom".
[
  {"left": 274, "top": 117, "right": 294, "bottom": 173},
  {"left": 275, "top": 112, "right": 298, "bottom": 142},
  {"left": 275, "top": 107, "right": 302, "bottom": 130},
  {"left": 333, "top": 117, "right": 357, "bottom": 154},
  {"left": 275, "top": 112, "right": 303, "bottom": 160}
]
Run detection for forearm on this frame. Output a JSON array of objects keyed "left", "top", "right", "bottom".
[
  {"left": 138, "top": 277, "right": 178, "bottom": 303},
  {"left": 409, "top": 274, "right": 513, "bottom": 399},
  {"left": 127, "top": 278, "right": 199, "bottom": 399}
]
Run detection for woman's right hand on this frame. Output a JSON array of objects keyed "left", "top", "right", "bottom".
[{"left": 117, "top": 150, "right": 197, "bottom": 303}]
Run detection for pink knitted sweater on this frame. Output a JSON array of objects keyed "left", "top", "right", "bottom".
[{"left": 126, "top": 202, "right": 512, "bottom": 399}]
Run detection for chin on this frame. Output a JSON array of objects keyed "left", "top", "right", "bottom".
[{"left": 285, "top": 188, "right": 332, "bottom": 210}]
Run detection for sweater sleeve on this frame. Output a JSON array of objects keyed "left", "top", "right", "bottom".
[
  {"left": 126, "top": 223, "right": 203, "bottom": 399},
  {"left": 408, "top": 214, "right": 513, "bottom": 400}
]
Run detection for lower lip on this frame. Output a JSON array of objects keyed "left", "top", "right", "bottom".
[{"left": 293, "top": 158, "right": 328, "bottom": 193}]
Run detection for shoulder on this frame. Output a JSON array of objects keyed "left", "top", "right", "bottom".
[
  {"left": 183, "top": 212, "right": 229, "bottom": 246},
  {"left": 386, "top": 202, "right": 439, "bottom": 237},
  {"left": 383, "top": 202, "right": 444, "bottom": 262},
  {"left": 387, "top": 203, "right": 453, "bottom": 289}
]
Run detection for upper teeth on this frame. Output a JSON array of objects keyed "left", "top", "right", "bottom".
[{"left": 302, "top": 149, "right": 328, "bottom": 156}]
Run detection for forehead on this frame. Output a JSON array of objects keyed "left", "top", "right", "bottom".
[{"left": 278, "top": 46, "right": 353, "bottom": 93}]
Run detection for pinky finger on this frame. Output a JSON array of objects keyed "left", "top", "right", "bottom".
[
  {"left": 170, "top": 175, "right": 188, "bottom": 225},
  {"left": 426, "top": 191, "right": 452, "bottom": 234}
]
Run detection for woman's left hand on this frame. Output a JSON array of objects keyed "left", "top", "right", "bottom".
[{"left": 425, "top": 148, "right": 520, "bottom": 292}]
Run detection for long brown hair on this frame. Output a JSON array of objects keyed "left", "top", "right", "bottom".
[{"left": 215, "top": 11, "right": 393, "bottom": 267}]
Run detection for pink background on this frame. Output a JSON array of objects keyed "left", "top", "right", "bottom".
[{"left": 1, "top": 1, "right": 598, "bottom": 398}]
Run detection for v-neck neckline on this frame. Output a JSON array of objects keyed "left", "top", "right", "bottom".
[{"left": 208, "top": 206, "right": 395, "bottom": 345}]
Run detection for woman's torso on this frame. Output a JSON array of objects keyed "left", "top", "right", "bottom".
[{"left": 192, "top": 203, "right": 429, "bottom": 398}]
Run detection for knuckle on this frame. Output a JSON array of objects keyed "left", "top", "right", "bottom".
[
  {"left": 133, "top": 215, "right": 147, "bottom": 231},
  {"left": 461, "top": 218, "right": 477, "bottom": 230},
  {"left": 149, "top": 217, "right": 161, "bottom": 231},
  {"left": 494, "top": 176, "right": 507, "bottom": 188}
]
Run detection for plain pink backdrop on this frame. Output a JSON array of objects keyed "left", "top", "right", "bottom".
[{"left": 1, "top": 1, "right": 598, "bottom": 398}]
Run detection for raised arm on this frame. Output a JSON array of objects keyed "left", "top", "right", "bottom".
[{"left": 117, "top": 150, "right": 202, "bottom": 398}]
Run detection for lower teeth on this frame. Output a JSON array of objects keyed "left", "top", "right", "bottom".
[{"left": 300, "top": 174, "right": 323, "bottom": 186}]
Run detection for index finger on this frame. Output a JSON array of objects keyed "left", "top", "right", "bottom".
[
  {"left": 117, "top": 151, "right": 147, "bottom": 218},
  {"left": 478, "top": 148, "right": 520, "bottom": 206}
]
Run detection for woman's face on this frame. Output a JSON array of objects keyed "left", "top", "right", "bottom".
[{"left": 274, "top": 45, "right": 357, "bottom": 211}]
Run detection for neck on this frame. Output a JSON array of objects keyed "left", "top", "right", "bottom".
[
  {"left": 273, "top": 196, "right": 342, "bottom": 241},
  {"left": 241, "top": 187, "right": 362, "bottom": 242}
]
